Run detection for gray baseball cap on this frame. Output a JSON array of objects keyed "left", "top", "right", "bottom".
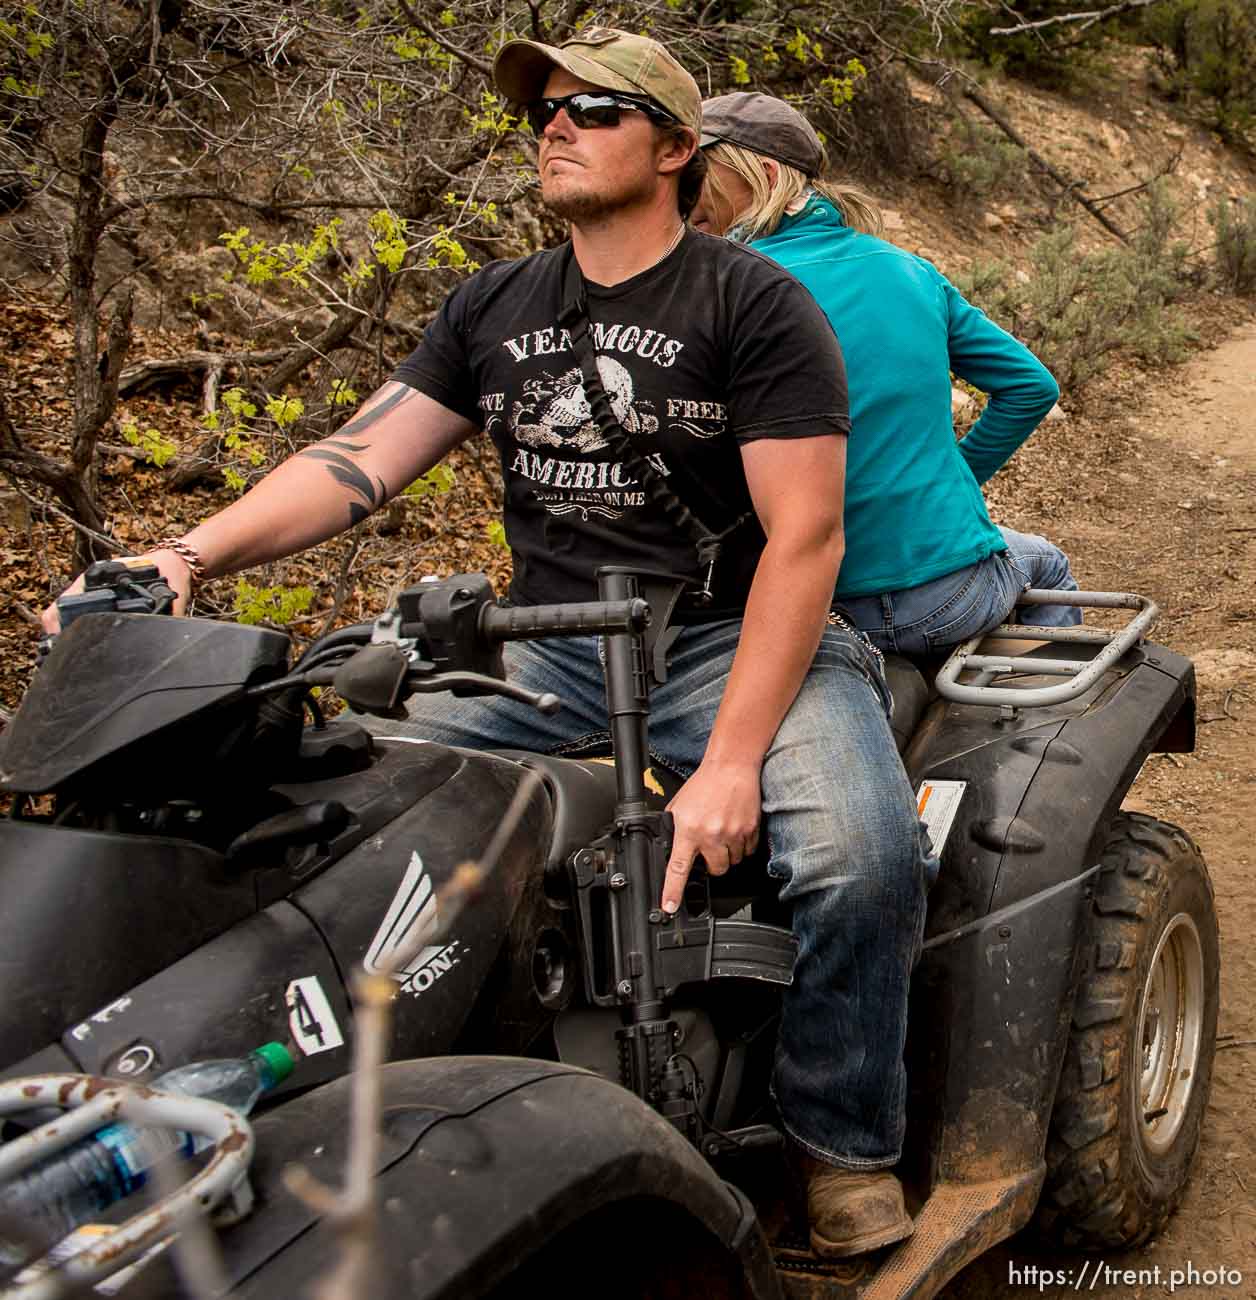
[
  {"left": 494, "top": 27, "right": 701, "bottom": 133},
  {"left": 699, "top": 92, "right": 824, "bottom": 178}
]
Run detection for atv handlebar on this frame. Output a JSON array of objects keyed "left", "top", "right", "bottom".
[
  {"left": 248, "top": 580, "right": 655, "bottom": 719},
  {"left": 40, "top": 560, "right": 178, "bottom": 658},
  {"left": 45, "top": 564, "right": 656, "bottom": 720},
  {"left": 480, "top": 597, "right": 650, "bottom": 642}
]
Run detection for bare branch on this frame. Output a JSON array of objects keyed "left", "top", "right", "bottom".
[
  {"left": 1, "top": 481, "right": 128, "bottom": 555},
  {"left": 118, "top": 349, "right": 287, "bottom": 397},
  {"left": 149, "top": 1155, "right": 231, "bottom": 1300},
  {"left": 100, "top": 191, "right": 393, "bottom": 225},
  {"left": 0, "top": 445, "right": 76, "bottom": 490},
  {"left": 963, "top": 87, "right": 1128, "bottom": 243},
  {"left": 1088, "top": 150, "right": 1182, "bottom": 209},
  {"left": 263, "top": 306, "right": 363, "bottom": 394},
  {"left": 12, "top": 602, "right": 42, "bottom": 629},
  {"left": 551, "top": 0, "right": 590, "bottom": 44},
  {"left": 96, "top": 441, "right": 152, "bottom": 461},
  {"left": 990, "top": 0, "right": 1163, "bottom": 35},
  {"left": 84, "top": 291, "right": 134, "bottom": 463},
  {"left": 315, "top": 532, "right": 365, "bottom": 637},
  {"left": 282, "top": 1164, "right": 343, "bottom": 1216}
]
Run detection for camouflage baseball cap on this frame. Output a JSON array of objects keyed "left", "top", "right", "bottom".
[{"left": 493, "top": 27, "right": 701, "bottom": 134}]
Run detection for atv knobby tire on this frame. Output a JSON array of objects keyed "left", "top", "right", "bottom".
[{"left": 1037, "top": 813, "right": 1219, "bottom": 1250}]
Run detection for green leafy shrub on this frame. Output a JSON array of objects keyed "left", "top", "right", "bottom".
[
  {"left": 710, "top": 12, "right": 935, "bottom": 176},
  {"left": 402, "top": 464, "right": 456, "bottom": 498},
  {"left": 956, "top": 183, "right": 1196, "bottom": 391},
  {"left": 120, "top": 419, "right": 177, "bottom": 468},
  {"left": 233, "top": 580, "right": 314, "bottom": 626},
  {"left": 202, "top": 388, "right": 264, "bottom": 495},
  {"left": 1210, "top": 195, "right": 1256, "bottom": 292},
  {"left": 0, "top": 7, "right": 51, "bottom": 149}
]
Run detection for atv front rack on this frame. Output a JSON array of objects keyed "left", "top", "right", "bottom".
[
  {"left": 934, "top": 589, "right": 1160, "bottom": 709},
  {"left": 0, "top": 1073, "right": 255, "bottom": 1299}
]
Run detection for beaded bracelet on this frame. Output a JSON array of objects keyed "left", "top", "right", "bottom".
[{"left": 155, "top": 537, "right": 207, "bottom": 596}]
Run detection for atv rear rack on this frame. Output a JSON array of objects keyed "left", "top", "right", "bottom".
[
  {"left": 934, "top": 589, "right": 1160, "bottom": 709},
  {"left": 0, "top": 1074, "right": 255, "bottom": 1299}
]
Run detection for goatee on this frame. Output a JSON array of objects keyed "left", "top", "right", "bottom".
[{"left": 542, "top": 189, "right": 618, "bottom": 222}]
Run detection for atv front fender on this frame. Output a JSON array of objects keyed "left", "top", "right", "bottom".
[{"left": 142, "top": 1058, "right": 781, "bottom": 1300}]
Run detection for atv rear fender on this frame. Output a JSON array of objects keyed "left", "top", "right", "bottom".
[{"left": 901, "top": 641, "right": 1194, "bottom": 1190}]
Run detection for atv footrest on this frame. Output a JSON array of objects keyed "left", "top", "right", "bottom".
[{"left": 774, "top": 1165, "right": 1044, "bottom": 1300}]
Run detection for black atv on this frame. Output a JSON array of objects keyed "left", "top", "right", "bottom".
[{"left": 0, "top": 560, "right": 1219, "bottom": 1299}]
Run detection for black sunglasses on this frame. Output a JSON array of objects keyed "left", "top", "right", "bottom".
[{"left": 527, "top": 91, "right": 677, "bottom": 135}]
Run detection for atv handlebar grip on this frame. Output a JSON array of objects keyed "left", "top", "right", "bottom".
[{"left": 481, "top": 598, "right": 651, "bottom": 642}]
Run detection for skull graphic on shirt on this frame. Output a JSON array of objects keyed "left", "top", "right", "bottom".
[{"left": 512, "top": 355, "right": 658, "bottom": 454}]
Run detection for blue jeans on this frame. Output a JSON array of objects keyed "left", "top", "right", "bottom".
[
  {"left": 841, "top": 527, "right": 1081, "bottom": 657},
  {"left": 368, "top": 619, "right": 935, "bottom": 1169}
]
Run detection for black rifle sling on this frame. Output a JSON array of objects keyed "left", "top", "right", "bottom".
[{"left": 557, "top": 246, "right": 749, "bottom": 602}]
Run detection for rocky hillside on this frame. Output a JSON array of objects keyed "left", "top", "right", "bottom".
[{"left": 3, "top": 49, "right": 1252, "bottom": 714}]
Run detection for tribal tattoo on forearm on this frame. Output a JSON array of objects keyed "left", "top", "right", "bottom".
[{"left": 298, "top": 385, "right": 417, "bottom": 526}]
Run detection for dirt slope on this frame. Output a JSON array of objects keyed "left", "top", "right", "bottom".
[{"left": 942, "top": 316, "right": 1256, "bottom": 1299}]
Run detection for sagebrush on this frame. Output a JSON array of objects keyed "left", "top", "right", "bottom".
[
  {"left": 957, "top": 183, "right": 1196, "bottom": 392},
  {"left": 1209, "top": 195, "right": 1256, "bottom": 293}
]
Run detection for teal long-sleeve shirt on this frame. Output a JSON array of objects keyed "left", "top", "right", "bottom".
[{"left": 748, "top": 196, "right": 1060, "bottom": 598}]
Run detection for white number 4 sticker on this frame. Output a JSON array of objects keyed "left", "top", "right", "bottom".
[{"left": 285, "top": 976, "right": 345, "bottom": 1056}]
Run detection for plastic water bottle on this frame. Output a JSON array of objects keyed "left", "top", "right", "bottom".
[{"left": 0, "top": 1042, "right": 294, "bottom": 1258}]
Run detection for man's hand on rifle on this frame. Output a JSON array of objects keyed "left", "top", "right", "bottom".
[{"left": 661, "top": 758, "right": 761, "bottom": 913}]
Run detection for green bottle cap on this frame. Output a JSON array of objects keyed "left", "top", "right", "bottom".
[{"left": 253, "top": 1041, "right": 296, "bottom": 1088}]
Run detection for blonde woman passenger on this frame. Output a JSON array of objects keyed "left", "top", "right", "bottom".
[{"left": 693, "top": 92, "right": 1079, "bottom": 656}]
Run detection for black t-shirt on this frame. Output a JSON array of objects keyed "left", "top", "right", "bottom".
[{"left": 392, "top": 229, "right": 849, "bottom": 612}]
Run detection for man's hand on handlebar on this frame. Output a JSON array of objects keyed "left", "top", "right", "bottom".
[
  {"left": 661, "top": 758, "right": 762, "bottom": 913},
  {"left": 40, "top": 550, "right": 195, "bottom": 635}
]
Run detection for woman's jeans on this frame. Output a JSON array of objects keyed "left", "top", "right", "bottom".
[
  {"left": 367, "top": 619, "right": 935, "bottom": 1169},
  {"left": 842, "top": 527, "right": 1081, "bottom": 657}
]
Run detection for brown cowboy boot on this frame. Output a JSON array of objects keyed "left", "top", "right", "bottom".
[{"left": 800, "top": 1156, "right": 915, "bottom": 1258}]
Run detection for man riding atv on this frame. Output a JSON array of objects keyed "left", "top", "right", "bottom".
[{"left": 43, "top": 28, "right": 936, "bottom": 1261}]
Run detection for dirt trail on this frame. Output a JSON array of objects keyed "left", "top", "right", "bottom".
[{"left": 943, "top": 317, "right": 1256, "bottom": 1298}]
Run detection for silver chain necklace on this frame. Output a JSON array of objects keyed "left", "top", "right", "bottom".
[{"left": 648, "top": 222, "right": 686, "bottom": 270}]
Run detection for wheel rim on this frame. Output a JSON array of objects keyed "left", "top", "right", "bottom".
[{"left": 1135, "top": 912, "right": 1206, "bottom": 1156}]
